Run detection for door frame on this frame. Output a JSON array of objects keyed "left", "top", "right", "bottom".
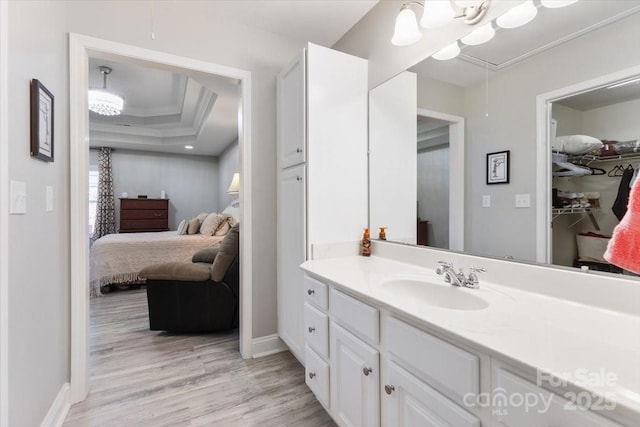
[
  {"left": 69, "top": 33, "right": 253, "bottom": 404},
  {"left": 416, "top": 108, "right": 465, "bottom": 251},
  {"left": 535, "top": 64, "right": 640, "bottom": 263}
]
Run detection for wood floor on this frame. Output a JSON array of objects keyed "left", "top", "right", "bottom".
[{"left": 64, "top": 289, "right": 336, "bottom": 427}]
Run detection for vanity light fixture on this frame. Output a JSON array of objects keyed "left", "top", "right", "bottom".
[
  {"left": 460, "top": 22, "right": 495, "bottom": 45},
  {"left": 432, "top": 41, "right": 462, "bottom": 60},
  {"left": 391, "top": 0, "right": 491, "bottom": 47},
  {"left": 496, "top": 0, "right": 538, "bottom": 29},
  {"left": 540, "top": 0, "right": 579, "bottom": 8},
  {"left": 88, "top": 66, "right": 124, "bottom": 116}
]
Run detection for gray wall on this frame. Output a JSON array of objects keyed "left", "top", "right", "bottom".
[
  {"left": 217, "top": 140, "right": 240, "bottom": 211},
  {"left": 7, "top": 2, "right": 70, "bottom": 426},
  {"left": 90, "top": 149, "right": 219, "bottom": 230},
  {"left": 417, "top": 145, "right": 450, "bottom": 249}
]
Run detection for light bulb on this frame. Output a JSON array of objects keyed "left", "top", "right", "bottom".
[
  {"left": 541, "top": 0, "right": 579, "bottom": 8},
  {"left": 420, "top": 1, "right": 454, "bottom": 29},
  {"left": 432, "top": 42, "right": 461, "bottom": 61},
  {"left": 461, "top": 23, "right": 495, "bottom": 46},
  {"left": 392, "top": 6, "right": 422, "bottom": 46},
  {"left": 496, "top": 0, "right": 538, "bottom": 29}
]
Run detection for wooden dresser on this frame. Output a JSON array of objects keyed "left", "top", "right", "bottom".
[
  {"left": 417, "top": 220, "right": 429, "bottom": 246},
  {"left": 119, "top": 198, "right": 169, "bottom": 233}
]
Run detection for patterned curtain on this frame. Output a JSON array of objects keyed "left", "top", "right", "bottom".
[{"left": 92, "top": 147, "right": 116, "bottom": 240}]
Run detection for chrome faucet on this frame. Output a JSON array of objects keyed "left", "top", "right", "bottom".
[{"left": 436, "top": 261, "right": 485, "bottom": 289}]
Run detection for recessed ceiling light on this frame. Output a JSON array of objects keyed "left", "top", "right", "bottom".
[{"left": 184, "top": 145, "right": 194, "bottom": 150}]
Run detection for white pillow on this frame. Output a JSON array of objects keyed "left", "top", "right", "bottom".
[
  {"left": 553, "top": 135, "right": 603, "bottom": 155},
  {"left": 199, "top": 213, "right": 220, "bottom": 236},
  {"left": 196, "top": 212, "right": 209, "bottom": 223},
  {"left": 222, "top": 199, "right": 240, "bottom": 222},
  {"left": 176, "top": 219, "right": 188, "bottom": 235}
]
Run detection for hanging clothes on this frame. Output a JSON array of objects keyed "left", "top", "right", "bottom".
[
  {"left": 629, "top": 164, "right": 640, "bottom": 188},
  {"left": 605, "top": 178, "right": 640, "bottom": 274},
  {"left": 611, "top": 166, "right": 634, "bottom": 221}
]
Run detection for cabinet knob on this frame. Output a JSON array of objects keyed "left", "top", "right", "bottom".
[
  {"left": 296, "top": 147, "right": 303, "bottom": 153},
  {"left": 308, "top": 372, "right": 316, "bottom": 379},
  {"left": 307, "top": 289, "right": 315, "bottom": 295},
  {"left": 362, "top": 367, "right": 372, "bottom": 376},
  {"left": 296, "top": 176, "right": 302, "bottom": 182},
  {"left": 384, "top": 385, "right": 395, "bottom": 395},
  {"left": 308, "top": 326, "right": 315, "bottom": 333}
]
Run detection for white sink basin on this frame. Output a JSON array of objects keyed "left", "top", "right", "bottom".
[{"left": 382, "top": 279, "right": 489, "bottom": 311}]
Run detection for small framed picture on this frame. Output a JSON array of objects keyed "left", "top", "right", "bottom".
[
  {"left": 486, "top": 150, "right": 510, "bottom": 185},
  {"left": 30, "top": 79, "right": 54, "bottom": 162}
]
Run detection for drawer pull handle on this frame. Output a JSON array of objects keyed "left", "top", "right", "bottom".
[
  {"left": 296, "top": 147, "right": 303, "bottom": 153},
  {"left": 385, "top": 385, "right": 395, "bottom": 395},
  {"left": 308, "top": 327, "right": 315, "bottom": 333},
  {"left": 308, "top": 372, "right": 316, "bottom": 379},
  {"left": 153, "top": 212, "right": 162, "bottom": 217},
  {"left": 307, "top": 289, "right": 315, "bottom": 295},
  {"left": 362, "top": 367, "right": 372, "bottom": 376}
]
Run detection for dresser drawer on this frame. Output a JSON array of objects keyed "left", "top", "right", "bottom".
[
  {"left": 304, "top": 302, "right": 328, "bottom": 359},
  {"left": 330, "top": 288, "right": 379, "bottom": 344},
  {"left": 496, "top": 369, "right": 620, "bottom": 427},
  {"left": 305, "top": 345, "right": 330, "bottom": 409},
  {"left": 385, "top": 316, "right": 479, "bottom": 402},
  {"left": 120, "top": 209, "right": 168, "bottom": 220},
  {"left": 120, "top": 199, "right": 168, "bottom": 210},
  {"left": 120, "top": 219, "right": 168, "bottom": 231},
  {"left": 303, "top": 275, "right": 328, "bottom": 311}
]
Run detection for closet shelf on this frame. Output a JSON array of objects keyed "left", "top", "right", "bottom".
[
  {"left": 552, "top": 207, "right": 599, "bottom": 216},
  {"left": 567, "top": 152, "right": 640, "bottom": 165}
]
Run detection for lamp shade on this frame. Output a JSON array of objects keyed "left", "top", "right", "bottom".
[
  {"left": 432, "top": 42, "right": 461, "bottom": 61},
  {"left": 391, "top": 6, "right": 422, "bottom": 46},
  {"left": 420, "top": 1, "right": 454, "bottom": 29},
  {"left": 497, "top": 0, "right": 538, "bottom": 29},
  {"left": 227, "top": 173, "right": 240, "bottom": 194}
]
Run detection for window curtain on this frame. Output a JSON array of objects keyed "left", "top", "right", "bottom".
[{"left": 92, "top": 147, "right": 115, "bottom": 240}]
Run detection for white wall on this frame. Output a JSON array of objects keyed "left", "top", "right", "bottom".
[
  {"left": 217, "top": 140, "right": 239, "bottom": 211},
  {"left": 418, "top": 145, "right": 450, "bottom": 249},
  {"left": 462, "top": 12, "right": 640, "bottom": 261},
  {"left": 90, "top": 149, "right": 219, "bottom": 230},
  {"left": 417, "top": 75, "right": 464, "bottom": 117},
  {"left": 66, "top": 0, "right": 305, "bottom": 340},
  {"left": 7, "top": 2, "right": 69, "bottom": 426}
]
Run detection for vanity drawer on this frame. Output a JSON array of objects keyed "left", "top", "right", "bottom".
[
  {"left": 304, "top": 275, "right": 328, "bottom": 311},
  {"left": 304, "top": 302, "right": 329, "bottom": 359},
  {"left": 385, "top": 316, "right": 479, "bottom": 402},
  {"left": 305, "top": 345, "right": 330, "bottom": 409},
  {"left": 496, "top": 369, "right": 620, "bottom": 427},
  {"left": 330, "top": 288, "right": 379, "bottom": 344}
]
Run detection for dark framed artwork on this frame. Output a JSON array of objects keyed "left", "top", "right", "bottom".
[
  {"left": 486, "top": 150, "right": 510, "bottom": 185},
  {"left": 30, "top": 79, "right": 54, "bottom": 162}
]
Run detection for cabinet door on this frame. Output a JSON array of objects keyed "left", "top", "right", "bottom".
[
  {"left": 277, "top": 165, "right": 306, "bottom": 360},
  {"left": 277, "top": 50, "right": 306, "bottom": 169},
  {"left": 383, "top": 361, "right": 480, "bottom": 427},
  {"left": 330, "top": 321, "right": 380, "bottom": 427}
]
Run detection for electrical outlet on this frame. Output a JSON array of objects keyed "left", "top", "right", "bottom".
[
  {"left": 515, "top": 193, "right": 531, "bottom": 208},
  {"left": 482, "top": 195, "right": 491, "bottom": 208}
]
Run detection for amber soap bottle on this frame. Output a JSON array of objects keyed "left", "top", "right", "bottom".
[{"left": 360, "top": 228, "right": 371, "bottom": 257}]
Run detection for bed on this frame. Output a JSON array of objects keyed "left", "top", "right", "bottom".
[{"left": 90, "top": 231, "right": 224, "bottom": 296}]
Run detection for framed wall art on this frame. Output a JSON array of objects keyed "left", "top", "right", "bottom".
[
  {"left": 30, "top": 79, "right": 54, "bottom": 162},
  {"left": 486, "top": 150, "right": 510, "bottom": 185}
]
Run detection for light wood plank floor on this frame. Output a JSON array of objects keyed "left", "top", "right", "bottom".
[{"left": 64, "top": 289, "right": 336, "bottom": 427}]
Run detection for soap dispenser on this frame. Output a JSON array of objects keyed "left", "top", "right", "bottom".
[
  {"left": 378, "top": 227, "right": 387, "bottom": 240},
  {"left": 360, "top": 228, "right": 371, "bottom": 257}
]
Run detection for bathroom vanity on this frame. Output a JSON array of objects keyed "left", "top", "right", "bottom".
[{"left": 300, "top": 242, "right": 640, "bottom": 427}]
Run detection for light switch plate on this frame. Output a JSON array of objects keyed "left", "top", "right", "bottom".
[
  {"left": 515, "top": 193, "right": 531, "bottom": 208},
  {"left": 46, "top": 186, "right": 53, "bottom": 212},
  {"left": 10, "top": 180, "right": 26, "bottom": 214},
  {"left": 482, "top": 195, "right": 491, "bottom": 208}
]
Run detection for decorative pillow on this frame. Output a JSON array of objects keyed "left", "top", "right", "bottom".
[
  {"left": 222, "top": 199, "right": 240, "bottom": 222},
  {"left": 553, "top": 135, "right": 603, "bottom": 155},
  {"left": 211, "top": 223, "right": 239, "bottom": 282},
  {"left": 192, "top": 246, "right": 220, "bottom": 263},
  {"left": 199, "top": 213, "right": 220, "bottom": 236},
  {"left": 214, "top": 221, "right": 231, "bottom": 236},
  {"left": 196, "top": 212, "right": 209, "bottom": 223},
  {"left": 187, "top": 218, "right": 201, "bottom": 235},
  {"left": 176, "top": 219, "right": 188, "bottom": 235}
]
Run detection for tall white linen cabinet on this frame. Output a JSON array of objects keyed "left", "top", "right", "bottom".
[{"left": 277, "top": 43, "right": 368, "bottom": 362}]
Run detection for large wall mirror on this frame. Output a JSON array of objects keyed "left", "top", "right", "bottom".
[{"left": 369, "top": 1, "right": 640, "bottom": 275}]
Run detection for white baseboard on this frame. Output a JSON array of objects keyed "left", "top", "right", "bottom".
[
  {"left": 40, "top": 383, "right": 70, "bottom": 427},
  {"left": 252, "top": 334, "right": 287, "bottom": 358}
]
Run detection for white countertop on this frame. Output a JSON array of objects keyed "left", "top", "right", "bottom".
[{"left": 301, "top": 255, "right": 640, "bottom": 419}]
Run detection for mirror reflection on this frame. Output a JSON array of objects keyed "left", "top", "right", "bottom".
[{"left": 369, "top": 0, "right": 640, "bottom": 275}]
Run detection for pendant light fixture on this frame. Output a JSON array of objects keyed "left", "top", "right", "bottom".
[{"left": 88, "top": 66, "right": 124, "bottom": 116}]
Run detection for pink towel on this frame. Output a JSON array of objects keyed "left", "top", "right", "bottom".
[{"left": 604, "top": 178, "right": 640, "bottom": 273}]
